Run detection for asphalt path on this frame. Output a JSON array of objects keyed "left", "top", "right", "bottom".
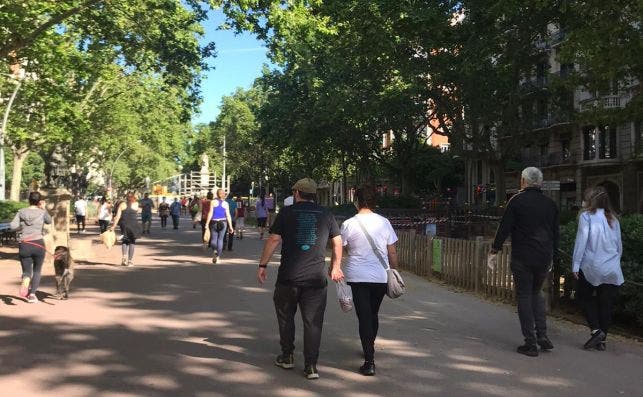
[{"left": 1, "top": 216, "right": 642, "bottom": 396}]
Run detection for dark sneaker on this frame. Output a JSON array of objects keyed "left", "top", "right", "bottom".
[
  {"left": 596, "top": 342, "right": 606, "bottom": 351},
  {"left": 274, "top": 354, "right": 294, "bottom": 369},
  {"left": 517, "top": 344, "right": 539, "bottom": 357},
  {"left": 304, "top": 364, "right": 319, "bottom": 379},
  {"left": 212, "top": 254, "right": 218, "bottom": 264},
  {"left": 537, "top": 336, "right": 554, "bottom": 350},
  {"left": 584, "top": 330, "right": 606, "bottom": 350},
  {"left": 359, "top": 361, "right": 375, "bottom": 376}
]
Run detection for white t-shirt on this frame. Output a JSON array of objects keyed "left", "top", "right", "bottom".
[
  {"left": 283, "top": 196, "right": 294, "bottom": 206},
  {"left": 74, "top": 199, "right": 87, "bottom": 216},
  {"left": 341, "top": 213, "right": 398, "bottom": 283},
  {"left": 98, "top": 203, "right": 112, "bottom": 221}
]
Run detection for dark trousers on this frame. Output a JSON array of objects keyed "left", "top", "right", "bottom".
[
  {"left": 273, "top": 283, "right": 327, "bottom": 365},
  {"left": 349, "top": 282, "right": 387, "bottom": 362},
  {"left": 19, "top": 239, "right": 46, "bottom": 293},
  {"left": 576, "top": 271, "right": 619, "bottom": 335},
  {"left": 511, "top": 261, "right": 549, "bottom": 344},
  {"left": 160, "top": 215, "right": 168, "bottom": 228},
  {"left": 75, "top": 215, "right": 86, "bottom": 232},
  {"left": 223, "top": 220, "right": 236, "bottom": 250},
  {"left": 171, "top": 214, "right": 180, "bottom": 229},
  {"left": 99, "top": 220, "right": 110, "bottom": 234}
]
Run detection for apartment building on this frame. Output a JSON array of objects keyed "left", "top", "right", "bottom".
[{"left": 506, "top": 28, "right": 642, "bottom": 213}]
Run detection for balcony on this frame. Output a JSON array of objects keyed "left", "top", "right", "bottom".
[
  {"left": 521, "top": 151, "right": 576, "bottom": 168},
  {"left": 578, "top": 95, "right": 625, "bottom": 112},
  {"left": 532, "top": 114, "right": 572, "bottom": 130}
]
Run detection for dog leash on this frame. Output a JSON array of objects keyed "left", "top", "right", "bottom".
[{"left": 21, "top": 240, "right": 64, "bottom": 260}]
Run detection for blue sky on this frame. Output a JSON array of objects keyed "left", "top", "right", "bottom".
[{"left": 193, "top": 8, "right": 270, "bottom": 125}]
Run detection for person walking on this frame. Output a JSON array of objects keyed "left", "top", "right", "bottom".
[
  {"left": 73, "top": 196, "right": 87, "bottom": 233},
  {"left": 111, "top": 193, "right": 142, "bottom": 266},
  {"left": 223, "top": 192, "right": 237, "bottom": 251},
  {"left": 255, "top": 193, "right": 269, "bottom": 239},
  {"left": 158, "top": 197, "right": 170, "bottom": 228},
  {"left": 170, "top": 198, "right": 181, "bottom": 229},
  {"left": 139, "top": 193, "right": 154, "bottom": 234},
  {"left": 205, "top": 189, "right": 234, "bottom": 264},
  {"left": 490, "top": 167, "right": 559, "bottom": 357},
  {"left": 266, "top": 192, "right": 276, "bottom": 226},
  {"left": 235, "top": 195, "right": 246, "bottom": 239},
  {"left": 10, "top": 192, "right": 52, "bottom": 303},
  {"left": 257, "top": 178, "right": 343, "bottom": 380},
  {"left": 190, "top": 195, "right": 201, "bottom": 229},
  {"left": 572, "top": 186, "right": 624, "bottom": 351},
  {"left": 98, "top": 197, "right": 112, "bottom": 234},
  {"left": 200, "top": 191, "right": 213, "bottom": 243},
  {"left": 339, "top": 186, "right": 399, "bottom": 376}
]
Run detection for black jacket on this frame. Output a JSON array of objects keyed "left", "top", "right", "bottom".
[{"left": 492, "top": 187, "right": 559, "bottom": 267}]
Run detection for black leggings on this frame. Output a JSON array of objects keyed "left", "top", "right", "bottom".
[
  {"left": 576, "top": 271, "right": 619, "bottom": 335},
  {"left": 19, "top": 240, "right": 46, "bottom": 294},
  {"left": 349, "top": 282, "right": 387, "bottom": 362}
]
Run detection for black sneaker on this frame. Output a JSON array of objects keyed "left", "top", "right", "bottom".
[
  {"left": 517, "top": 343, "right": 539, "bottom": 357},
  {"left": 537, "top": 336, "right": 554, "bottom": 351},
  {"left": 596, "top": 342, "right": 606, "bottom": 351},
  {"left": 359, "top": 361, "right": 375, "bottom": 376},
  {"left": 274, "top": 354, "right": 294, "bottom": 369},
  {"left": 583, "top": 330, "right": 606, "bottom": 350},
  {"left": 304, "top": 364, "right": 319, "bottom": 379}
]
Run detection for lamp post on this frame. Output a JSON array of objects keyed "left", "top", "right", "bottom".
[
  {"left": 0, "top": 72, "right": 24, "bottom": 201},
  {"left": 107, "top": 149, "right": 128, "bottom": 198}
]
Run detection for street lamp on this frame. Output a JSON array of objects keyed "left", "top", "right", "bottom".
[
  {"left": 107, "top": 149, "right": 129, "bottom": 198},
  {"left": 0, "top": 71, "right": 25, "bottom": 201}
]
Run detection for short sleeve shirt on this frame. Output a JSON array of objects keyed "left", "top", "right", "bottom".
[{"left": 270, "top": 201, "right": 340, "bottom": 287}]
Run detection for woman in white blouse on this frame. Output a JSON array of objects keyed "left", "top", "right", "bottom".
[
  {"left": 572, "top": 186, "right": 623, "bottom": 351},
  {"left": 340, "top": 186, "right": 398, "bottom": 376}
]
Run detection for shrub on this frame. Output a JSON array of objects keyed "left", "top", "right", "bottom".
[
  {"left": 0, "top": 200, "right": 28, "bottom": 221},
  {"left": 559, "top": 214, "right": 643, "bottom": 328}
]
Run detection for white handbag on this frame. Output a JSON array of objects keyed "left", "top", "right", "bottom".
[{"left": 355, "top": 217, "right": 406, "bottom": 299}]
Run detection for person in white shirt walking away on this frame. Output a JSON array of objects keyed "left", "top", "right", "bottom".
[
  {"left": 572, "top": 185, "right": 624, "bottom": 351},
  {"left": 73, "top": 196, "right": 88, "bottom": 233}
]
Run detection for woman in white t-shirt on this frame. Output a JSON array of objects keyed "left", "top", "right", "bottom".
[
  {"left": 98, "top": 198, "right": 112, "bottom": 234},
  {"left": 340, "top": 186, "right": 399, "bottom": 376}
]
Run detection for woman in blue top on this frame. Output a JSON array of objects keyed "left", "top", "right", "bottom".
[
  {"left": 205, "top": 189, "right": 234, "bottom": 264},
  {"left": 572, "top": 186, "right": 623, "bottom": 351}
]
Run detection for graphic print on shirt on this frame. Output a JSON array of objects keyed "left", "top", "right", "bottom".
[{"left": 296, "top": 211, "right": 318, "bottom": 251}]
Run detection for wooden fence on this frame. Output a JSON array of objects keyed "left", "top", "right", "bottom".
[{"left": 397, "top": 230, "right": 515, "bottom": 300}]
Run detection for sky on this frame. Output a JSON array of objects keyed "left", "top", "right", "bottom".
[{"left": 192, "top": 9, "right": 271, "bottom": 125}]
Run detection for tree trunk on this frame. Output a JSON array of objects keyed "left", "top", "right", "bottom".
[
  {"left": 340, "top": 151, "right": 347, "bottom": 204},
  {"left": 9, "top": 148, "right": 29, "bottom": 201}
]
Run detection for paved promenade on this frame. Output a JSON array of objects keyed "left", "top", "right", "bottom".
[{"left": 1, "top": 217, "right": 642, "bottom": 396}]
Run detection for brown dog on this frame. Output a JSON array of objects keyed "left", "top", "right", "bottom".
[{"left": 53, "top": 246, "right": 74, "bottom": 299}]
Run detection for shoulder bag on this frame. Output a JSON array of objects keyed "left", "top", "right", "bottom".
[{"left": 355, "top": 216, "right": 406, "bottom": 299}]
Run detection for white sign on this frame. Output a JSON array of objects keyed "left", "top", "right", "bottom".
[{"left": 541, "top": 180, "right": 560, "bottom": 191}]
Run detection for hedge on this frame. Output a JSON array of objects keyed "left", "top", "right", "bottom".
[{"left": 0, "top": 200, "right": 28, "bottom": 222}]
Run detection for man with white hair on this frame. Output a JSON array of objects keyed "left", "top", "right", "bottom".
[{"left": 490, "top": 167, "right": 560, "bottom": 357}]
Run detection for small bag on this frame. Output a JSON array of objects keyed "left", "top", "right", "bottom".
[
  {"left": 355, "top": 217, "right": 406, "bottom": 299},
  {"left": 101, "top": 229, "right": 116, "bottom": 250},
  {"left": 335, "top": 280, "right": 353, "bottom": 312},
  {"left": 203, "top": 227, "right": 211, "bottom": 244}
]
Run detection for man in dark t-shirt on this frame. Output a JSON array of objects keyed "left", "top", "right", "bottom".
[{"left": 257, "top": 178, "right": 343, "bottom": 380}]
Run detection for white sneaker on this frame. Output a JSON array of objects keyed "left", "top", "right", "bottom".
[{"left": 27, "top": 294, "right": 38, "bottom": 304}]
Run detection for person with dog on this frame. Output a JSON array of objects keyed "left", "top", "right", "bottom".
[
  {"left": 205, "top": 188, "right": 234, "bottom": 264},
  {"left": 339, "top": 185, "right": 399, "bottom": 376},
  {"left": 10, "top": 191, "right": 52, "bottom": 303},
  {"left": 111, "top": 193, "right": 142, "bottom": 266},
  {"left": 257, "top": 178, "right": 343, "bottom": 380},
  {"left": 572, "top": 185, "right": 624, "bottom": 351},
  {"left": 490, "top": 167, "right": 559, "bottom": 357}
]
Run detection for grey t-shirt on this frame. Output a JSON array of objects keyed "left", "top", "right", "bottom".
[{"left": 10, "top": 207, "right": 52, "bottom": 241}]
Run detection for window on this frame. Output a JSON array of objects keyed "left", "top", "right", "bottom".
[
  {"left": 440, "top": 143, "right": 450, "bottom": 153},
  {"left": 561, "top": 139, "right": 570, "bottom": 160},
  {"left": 598, "top": 126, "right": 617, "bottom": 159},
  {"left": 583, "top": 126, "right": 597, "bottom": 160}
]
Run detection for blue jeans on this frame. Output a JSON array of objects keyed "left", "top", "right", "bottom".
[{"left": 210, "top": 221, "right": 227, "bottom": 256}]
